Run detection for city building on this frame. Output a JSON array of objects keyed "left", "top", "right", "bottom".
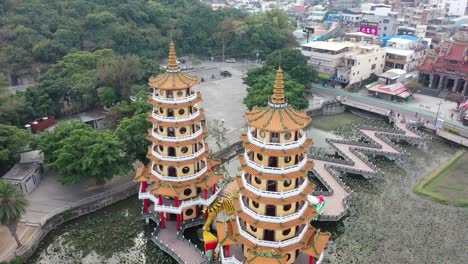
[
  {"left": 308, "top": 5, "right": 327, "bottom": 21},
  {"left": 418, "top": 29, "right": 468, "bottom": 95},
  {"left": 226, "top": 67, "right": 330, "bottom": 263},
  {"left": 329, "top": 0, "right": 360, "bottom": 11},
  {"left": 402, "top": 4, "right": 446, "bottom": 28},
  {"left": 366, "top": 69, "right": 413, "bottom": 101},
  {"left": 342, "top": 8, "right": 363, "bottom": 30},
  {"left": 384, "top": 37, "right": 427, "bottom": 72},
  {"left": 2, "top": 151, "right": 43, "bottom": 194},
  {"left": 429, "top": 0, "right": 468, "bottom": 17},
  {"left": 301, "top": 41, "right": 386, "bottom": 87},
  {"left": 362, "top": 6, "right": 398, "bottom": 38},
  {"left": 134, "top": 42, "right": 222, "bottom": 231}
]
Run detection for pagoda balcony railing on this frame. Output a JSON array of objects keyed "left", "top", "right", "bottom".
[
  {"left": 220, "top": 248, "right": 242, "bottom": 264},
  {"left": 150, "top": 165, "right": 208, "bottom": 182},
  {"left": 244, "top": 152, "right": 307, "bottom": 174},
  {"left": 151, "top": 146, "right": 205, "bottom": 162},
  {"left": 152, "top": 92, "right": 198, "bottom": 104},
  {"left": 151, "top": 127, "right": 203, "bottom": 142},
  {"left": 139, "top": 187, "right": 221, "bottom": 214},
  {"left": 236, "top": 217, "right": 308, "bottom": 248},
  {"left": 248, "top": 128, "right": 306, "bottom": 150},
  {"left": 239, "top": 194, "right": 308, "bottom": 223},
  {"left": 152, "top": 110, "right": 200, "bottom": 123},
  {"left": 241, "top": 172, "right": 309, "bottom": 199}
]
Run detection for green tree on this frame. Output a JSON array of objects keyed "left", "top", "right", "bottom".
[
  {"left": 97, "top": 86, "right": 118, "bottom": 108},
  {"left": 265, "top": 49, "right": 317, "bottom": 85},
  {"left": 37, "top": 49, "right": 115, "bottom": 114},
  {"left": 406, "top": 81, "right": 423, "bottom": 93},
  {"left": 0, "top": 124, "right": 31, "bottom": 174},
  {"left": 97, "top": 55, "right": 143, "bottom": 100},
  {"left": 243, "top": 69, "right": 308, "bottom": 110},
  {"left": 36, "top": 121, "right": 90, "bottom": 164},
  {"left": 115, "top": 113, "right": 151, "bottom": 165},
  {"left": 0, "top": 180, "right": 30, "bottom": 248},
  {"left": 38, "top": 122, "right": 132, "bottom": 185}
]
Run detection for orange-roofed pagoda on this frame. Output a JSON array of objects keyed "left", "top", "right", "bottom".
[
  {"left": 216, "top": 68, "right": 330, "bottom": 264},
  {"left": 418, "top": 29, "right": 468, "bottom": 95},
  {"left": 135, "top": 42, "right": 222, "bottom": 231}
]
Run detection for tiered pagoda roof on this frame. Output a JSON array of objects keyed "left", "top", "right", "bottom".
[
  {"left": 135, "top": 41, "right": 222, "bottom": 199},
  {"left": 244, "top": 68, "right": 312, "bottom": 132},
  {"left": 231, "top": 67, "right": 330, "bottom": 263}
]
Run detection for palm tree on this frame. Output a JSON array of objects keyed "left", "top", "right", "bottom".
[{"left": 0, "top": 180, "right": 29, "bottom": 248}]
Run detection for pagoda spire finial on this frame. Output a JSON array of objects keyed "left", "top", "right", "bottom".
[
  {"left": 271, "top": 67, "right": 286, "bottom": 104},
  {"left": 167, "top": 41, "right": 179, "bottom": 70}
]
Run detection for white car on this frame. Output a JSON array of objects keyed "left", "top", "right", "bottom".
[{"left": 226, "top": 58, "right": 236, "bottom": 63}]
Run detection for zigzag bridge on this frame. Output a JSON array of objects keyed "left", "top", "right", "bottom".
[{"left": 310, "top": 115, "right": 428, "bottom": 221}]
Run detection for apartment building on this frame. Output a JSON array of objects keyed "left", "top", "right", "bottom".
[
  {"left": 429, "top": 0, "right": 468, "bottom": 17},
  {"left": 301, "top": 41, "right": 386, "bottom": 87},
  {"left": 402, "top": 4, "right": 446, "bottom": 28},
  {"left": 384, "top": 37, "right": 427, "bottom": 72},
  {"left": 362, "top": 7, "right": 398, "bottom": 38}
]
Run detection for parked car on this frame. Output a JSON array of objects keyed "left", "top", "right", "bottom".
[
  {"left": 179, "top": 58, "right": 186, "bottom": 63},
  {"left": 220, "top": 70, "right": 232, "bottom": 77},
  {"left": 226, "top": 58, "right": 236, "bottom": 63}
]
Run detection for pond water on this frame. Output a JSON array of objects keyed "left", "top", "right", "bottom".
[{"left": 27, "top": 112, "right": 467, "bottom": 264}]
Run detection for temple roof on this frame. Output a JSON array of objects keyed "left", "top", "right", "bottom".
[
  {"left": 244, "top": 68, "right": 311, "bottom": 133},
  {"left": 148, "top": 41, "right": 200, "bottom": 90}
]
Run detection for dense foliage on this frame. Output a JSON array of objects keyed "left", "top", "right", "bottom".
[
  {"left": 0, "top": 0, "right": 295, "bottom": 81},
  {"left": 37, "top": 122, "right": 132, "bottom": 185},
  {"left": 1, "top": 0, "right": 296, "bottom": 123},
  {"left": 0, "top": 124, "right": 31, "bottom": 174},
  {"left": 0, "top": 74, "right": 31, "bottom": 126},
  {"left": 243, "top": 49, "right": 316, "bottom": 110}
]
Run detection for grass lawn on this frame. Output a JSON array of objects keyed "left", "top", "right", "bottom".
[{"left": 413, "top": 150, "right": 468, "bottom": 206}]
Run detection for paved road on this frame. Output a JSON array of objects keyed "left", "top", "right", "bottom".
[{"left": 312, "top": 84, "right": 466, "bottom": 129}]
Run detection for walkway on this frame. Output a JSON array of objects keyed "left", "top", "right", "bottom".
[
  {"left": 152, "top": 221, "right": 206, "bottom": 264},
  {"left": 311, "top": 116, "right": 426, "bottom": 221}
]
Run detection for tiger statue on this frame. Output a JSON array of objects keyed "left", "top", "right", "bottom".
[{"left": 202, "top": 181, "right": 239, "bottom": 231}]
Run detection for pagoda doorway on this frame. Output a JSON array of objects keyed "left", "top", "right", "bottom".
[
  {"left": 168, "top": 147, "right": 176, "bottom": 157},
  {"left": 268, "top": 157, "right": 278, "bottom": 167},
  {"left": 168, "top": 127, "right": 175, "bottom": 137},
  {"left": 264, "top": 229, "right": 275, "bottom": 241},
  {"left": 168, "top": 166, "right": 177, "bottom": 177},
  {"left": 266, "top": 204, "right": 276, "bottom": 216}
]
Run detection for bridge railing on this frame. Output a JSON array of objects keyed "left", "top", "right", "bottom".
[{"left": 309, "top": 168, "right": 334, "bottom": 195}]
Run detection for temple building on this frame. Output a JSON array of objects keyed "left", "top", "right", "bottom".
[
  {"left": 216, "top": 68, "right": 330, "bottom": 263},
  {"left": 418, "top": 29, "right": 468, "bottom": 95},
  {"left": 134, "top": 42, "right": 222, "bottom": 230}
]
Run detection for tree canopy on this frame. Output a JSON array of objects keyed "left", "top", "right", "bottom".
[
  {"left": 243, "top": 48, "right": 314, "bottom": 110},
  {"left": 37, "top": 122, "right": 132, "bottom": 185},
  {"left": 243, "top": 67, "right": 308, "bottom": 110},
  {"left": 0, "top": 124, "right": 31, "bottom": 174},
  {"left": 0, "top": 0, "right": 295, "bottom": 81},
  {"left": 115, "top": 113, "right": 151, "bottom": 165}
]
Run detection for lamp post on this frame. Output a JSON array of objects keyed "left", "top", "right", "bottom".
[
  {"left": 303, "top": 27, "right": 315, "bottom": 43},
  {"left": 434, "top": 100, "right": 443, "bottom": 126}
]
